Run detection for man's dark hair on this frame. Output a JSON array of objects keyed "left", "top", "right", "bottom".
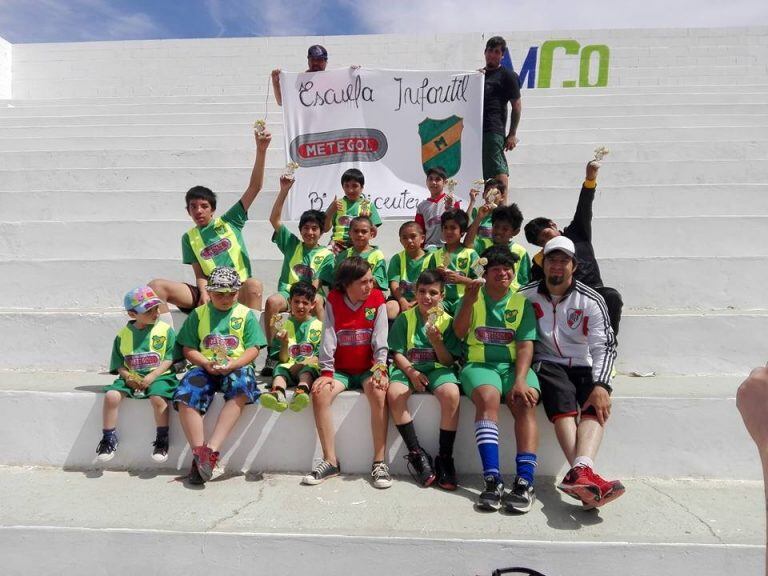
[
  {"left": 334, "top": 256, "right": 371, "bottom": 291},
  {"left": 289, "top": 281, "right": 317, "bottom": 302},
  {"left": 341, "top": 168, "right": 365, "bottom": 187},
  {"left": 481, "top": 245, "right": 519, "bottom": 272},
  {"left": 491, "top": 203, "right": 524, "bottom": 230},
  {"left": 485, "top": 36, "right": 507, "bottom": 52},
  {"left": 399, "top": 220, "right": 424, "bottom": 235},
  {"left": 299, "top": 209, "right": 325, "bottom": 230},
  {"left": 350, "top": 215, "right": 373, "bottom": 230},
  {"left": 426, "top": 166, "right": 447, "bottom": 180},
  {"left": 524, "top": 217, "right": 557, "bottom": 246},
  {"left": 440, "top": 208, "right": 469, "bottom": 233},
  {"left": 416, "top": 269, "right": 444, "bottom": 289},
  {"left": 185, "top": 185, "right": 217, "bottom": 210}
]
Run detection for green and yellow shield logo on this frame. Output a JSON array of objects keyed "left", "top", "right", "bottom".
[
  {"left": 151, "top": 335, "right": 166, "bottom": 350},
  {"left": 365, "top": 307, "right": 376, "bottom": 321},
  {"left": 457, "top": 256, "right": 468, "bottom": 269},
  {"left": 309, "top": 328, "right": 321, "bottom": 343},
  {"left": 230, "top": 317, "right": 243, "bottom": 330},
  {"left": 504, "top": 309, "right": 518, "bottom": 324},
  {"left": 418, "top": 115, "right": 464, "bottom": 177}
]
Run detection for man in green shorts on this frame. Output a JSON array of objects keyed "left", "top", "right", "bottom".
[{"left": 454, "top": 246, "right": 539, "bottom": 513}]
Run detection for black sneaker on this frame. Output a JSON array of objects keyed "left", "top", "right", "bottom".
[
  {"left": 96, "top": 434, "right": 118, "bottom": 462},
  {"left": 505, "top": 476, "right": 536, "bottom": 514},
  {"left": 187, "top": 460, "right": 204, "bottom": 485},
  {"left": 151, "top": 435, "right": 169, "bottom": 463},
  {"left": 434, "top": 454, "right": 457, "bottom": 491},
  {"left": 260, "top": 357, "right": 278, "bottom": 377},
  {"left": 302, "top": 459, "right": 341, "bottom": 485},
  {"left": 477, "top": 475, "right": 504, "bottom": 511},
  {"left": 405, "top": 448, "right": 436, "bottom": 487}
]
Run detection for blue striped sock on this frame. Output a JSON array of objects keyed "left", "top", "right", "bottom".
[
  {"left": 516, "top": 452, "right": 538, "bottom": 484},
  {"left": 474, "top": 419, "right": 500, "bottom": 480}
]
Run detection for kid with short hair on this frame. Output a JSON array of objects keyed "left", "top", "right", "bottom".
[
  {"left": 387, "top": 270, "right": 462, "bottom": 489},
  {"left": 262, "top": 174, "right": 334, "bottom": 376},
  {"left": 98, "top": 285, "right": 179, "bottom": 463},
  {"left": 415, "top": 166, "right": 462, "bottom": 250},
  {"left": 302, "top": 257, "right": 391, "bottom": 489},
  {"left": 260, "top": 282, "right": 323, "bottom": 413},
  {"left": 321, "top": 215, "right": 387, "bottom": 291},
  {"left": 470, "top": 178, "right": 507, "bottom": 241},
  {"left": 426, "top": 209, "right": 480, "bottom": 315},
  {"left": 385, "top": 221, "right": 430, "bottom": 320},
  {"left": 323, "top": 168, "right": 382, "bottom": 253},
  {"left": 149, "top": 131, "right": 272, "bottom": 324},
  {"left": 173, "top": 266, "right": 267, "bottom": 485}
]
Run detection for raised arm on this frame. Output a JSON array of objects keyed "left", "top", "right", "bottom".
[
  {"left": 240, "top": 131, "right": 272, "bottom": 211},
  {"left": 269, "top": 175, "right": 295, "bottom": 231},
  {"left": 566, "top": 162, "right": 599, "bottom": 242},
  {"left": 453, "top": 281, "right": 480, "bottom": 339},
  {"left": 271, "top": 69, "right": 283, "bottom": 107},
  {"left": 323, "top": 196, "right": 338, "bottom": 233},
  {"left": 464, "top": 203, "right": 491, "bottom": 248}
]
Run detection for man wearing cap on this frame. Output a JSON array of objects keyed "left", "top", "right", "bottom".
[
  {"left": 481, "top": 36, "right": 522, "bottom": 195},
  {"left": 271, "top": 44, "right": 328, "bottom": 107},
  {"left": 519, "top": 236, "right": 623, "bottom": 509}
]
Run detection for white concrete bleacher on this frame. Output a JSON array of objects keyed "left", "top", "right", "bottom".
[{"left": 0, "top": 27, "right": 766, "bottom": 575}]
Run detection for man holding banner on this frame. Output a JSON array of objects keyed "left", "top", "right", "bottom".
[
  {"left": 271, "top": 44, "right": 329, "bottom": 107},
  {"left": 482, "top": 36, "right": 522, "bottom": 194}
]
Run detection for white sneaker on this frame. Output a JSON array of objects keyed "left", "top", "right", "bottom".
[{"left": 371, "top": 461, "right": 392, "bottom": 489}]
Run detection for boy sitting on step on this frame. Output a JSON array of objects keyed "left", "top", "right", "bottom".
[
  {"left": 260, "top": 282, "right": 323, "bottom": 414},
  {"left": 97, "top": 285, "right": 180, "bottom": 463},
  {"left": 172, "top": 266, "right": 267, "bottom": 485},
  {"left": 320, "top": 215, "right": 388, "bottom": 292},
  {"left": 385, "top": 220, "right": 430, "bottom": 320}
]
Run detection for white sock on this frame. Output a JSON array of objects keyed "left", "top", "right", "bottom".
[
  {"left": 573, "top": 456, "right": 594, "bottom": 469},
  {"left": 159, "top": 311, "right": 174, "bottom": 330}
]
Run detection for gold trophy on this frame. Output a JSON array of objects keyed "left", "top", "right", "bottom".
[
  {"left": 371, "top": 363, "right": 388, "bottom": 386},
  {"left": 483, "top": 187, "right": 501, "bottom": 210},
  {"left": 282, "top": 161, "right": 300, "bottom": 181},
  {"left": 426, "top": 304, "right": 445, "bottom": 329},
  {"left": 472, "top": 257, "right": 488, "bottom": 284},
  {"left": 591, "top": 146, "right": 610, "bottom": 168},
  {"left": 441, "top": 250, "right": 452, "bottom": 269},
  {"left": 359, "top": 196, "right": 372, "bottom": 216},
  {"left": 253, "top": 119, "right": 267, "bottom": 135},
  {"left": 473, "top": 178, "right": 487, "bottom": 188},
  {"left": 270, "top": 312, "right": 288, "bottom": 338},
  {"left": 126, "top": 369, "right": 145, "bottom": 398},
  {"left": 210, "top": 335, "right": 229, "bottom": 370},
  {"left": 444, "top": 178, "right": 458, "bottom": 210}
]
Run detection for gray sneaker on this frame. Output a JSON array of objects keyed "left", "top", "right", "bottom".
[
  {"left": 371, "top": 461, "right": 392, "bottom": 489},
  {"left": 302, "top": 459, "right": 341, "bottom": 485},
  {"left": 505, "top": 476, "right": 536, "bottom": 514}
]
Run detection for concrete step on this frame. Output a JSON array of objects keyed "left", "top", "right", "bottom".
[
  {"left": 5, "top": 183, "right": 768, "bottom": 222},
  {"left": 0, "top": 373, "right": 759, "bottom": 479},
  {"left": 0, "top": 308, "right": 764, "bottom": 374},
  {"left": 0, "top": 467, "right": 761, "bottom": 576},
  {"left": 0, "top": 217, "right": 764, "bottom": 261},
  {"left": 1, "top": 141, "right": 767, "bottom": 171},
  {"left": 2, "top": 255, "right": 762, "bottom": 311}
]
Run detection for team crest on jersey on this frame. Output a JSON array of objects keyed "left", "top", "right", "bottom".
[
  {"left": 365, "top": 307, "right": 376, "bottom": 321},
  {"left": 313, "top": 254, "right": 326, "bottom": 266},
  {"left": 230, "top": 317, "right": 244, "bottom": 330},
  {"left": 308, "top": 328, "right": 321, "bottom": 343},
  {"left": 567, "top": 308, "right": 584, "bottom": 329},
  {"left": 214, "top": 222, "right": 227, "bottom": 234},
  {"left": 457, "top": 257, "right": 468, "bottom": 269},
  {"left": 504, "top": 309, "right": 518, "bottom": 324},
  {"left": 151, "top": 335, "right": 166, "bottom": 350}
]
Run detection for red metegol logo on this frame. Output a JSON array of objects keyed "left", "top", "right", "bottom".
[
  {"left": 289, "top": 343, "right": 315, "bottom": 358},
  {"left": 200, "top": 238, "right": 231, "bottom": 259},
  {"left": 290, "top": 129, "right": 388, "bottom": 168},
  {"left": 337, "top": 329, "right": 373, "bottom": 347},
  {"left": 475, "top": 327, "right": 516, "bottom": 345},
  {"left": 408, "top": 348, "right": 436, "bottom": 363},
  {"left": 125, "top": 352, "right": 161, "bottom": 370},
  {"left": 298, "top": 137, "right": 380, "bottom": 159},
  {"left": 203, "top": 334, "right": 240, "bottom": 349}
]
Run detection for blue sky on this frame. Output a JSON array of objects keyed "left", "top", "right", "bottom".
[{"left": 0, "top": 0, "right": 767, "bottom": 43}]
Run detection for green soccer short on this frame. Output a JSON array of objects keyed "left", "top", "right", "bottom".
[
  {"left": 103, "top": 373, "right": 178, "bottom": 400},
  {"left": 273, "top": 363, "right": 320, "bottom": 385},
  {"left": 389, "top": 366, "right": 459, "bottom": 392},
  {"left": 459, "top": 361, "right": 539, "bottom": 399}
]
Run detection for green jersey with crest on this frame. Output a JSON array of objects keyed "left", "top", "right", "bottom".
[
  {"left": 176, "top": 302, "right": 266, "bottom": 360},
  {"left": 273, "top": 224, "right": 334, "bottom": 294},
  {"left": 387, "top": 250, "right": 430, "bottom": 301},
  {"left": 427, "top": 246, "right": 479, "bottom": 303},
  {"left": 323, "top": 246, "right": 388, "bottom": 290},
  {"left": 332, "top": 196, "right": 383, "bottom": 244},
  {"left": 388, "top": 307, "right": 461, "bottom": 372},
  {"left": 109, "top": 321, "right": 178, "bottom": 376},
  {"left": 272, "top": 316, "right": 323, "bottom": 369},
  {"left": 472, "top": 237, "right": 531, "bottom": 291}
]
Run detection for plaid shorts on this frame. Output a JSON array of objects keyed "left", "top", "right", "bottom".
[{"left": 173, "top": 366, "right": 259, "bottom": 414}]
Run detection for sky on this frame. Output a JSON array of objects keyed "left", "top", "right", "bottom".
[{"left": 0, "top": 0, "right": 767, "bottom": 43}]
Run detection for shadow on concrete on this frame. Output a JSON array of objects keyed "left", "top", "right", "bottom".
[{"left": 538, "top": 479, "right": 604, "bottom": 530}]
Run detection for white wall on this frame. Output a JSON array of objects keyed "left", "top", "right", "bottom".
[{"left": 0, "top": 35, "right": 11, "bottom": 99}]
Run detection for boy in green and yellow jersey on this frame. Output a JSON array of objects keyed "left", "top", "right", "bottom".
[
  {"left": 173, "top": 267, "right": 267, "bottom": 485},
  {"left": 261, "top": 175, "right": 334, "bottom": 376},
  {"left": 321, "top": 216, "right": 387, "bottom": 291},
  {"left": 323, "top": 168, "right": 382, "bottom": 254},
  {"left": 465, "top": 203, "right": 531, "bottom": 292},
  {"left": 97, "top": 286, "right": 180, "bottom": 464},
  {"left": 261, "top": 282, "right": 323, "bottom": 414},
  {"left": 469, "top": 177, "right": 507, "bottom": 242},
  {"left": 426, "top": 209, "right": 480, "bottom": 315},
  {"left": 148, "top": 130, "right": 272, "bottom": 326},
  {"left": 453, "top": 246, "right": 539, "bottom": 514},
  {"left": 385, "top": 221, "right": 431, "bottom": 320},
  {"left": 387, "top": 269, "right": 462, "bottom": 490}
]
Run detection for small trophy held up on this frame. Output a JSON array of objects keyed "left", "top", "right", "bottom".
[
  {"left": 271, "top": 312, "right": 288, "bottom": 337},
  {"left": 282, "top": 161, "right": 300, "bottom": 181},
  {"left": 210, "top": 335, "right": 229, "bottom": 370},
  {"left": 483, "top": 187, "right": 501, "bottom": 210},
  {"left": 253, "top": 119, "right": 267, "bottom": 136},
  {"left": 473, "top": 178, "right": 487, "bottom": 188},
  {"left": 471, "top": 257, "right": 488, "bottom": 283},
  {"left": 303, "top": 355, "right": 319, "bottom": 367},
  {"left": 444, "top": 178, "right": 458, "bottom": 210},
  {"left": 426, "top": 305, "right": 445, "bottom": 329},
  {"left": 590, "top": 146, "right": 610, "bottom": 168},
  {"left": 127, "top": 370, "right": 145, "bottom": 398},
  {"left": 359, "top": 196, "right": 372, "bottom": 216},
  {"left": 371, "top": 363, "right": 388, "bottom": 386},
  {"left": 441, "top": 250, "right": 452, "bottom": 269}
]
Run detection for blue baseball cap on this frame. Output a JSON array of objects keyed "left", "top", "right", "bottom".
[
  {"left": 124, "top": 285, "right": 162, "bottom": 313},
  {"left": 307, "top": 45, "right": 328, "bottom": 60}
]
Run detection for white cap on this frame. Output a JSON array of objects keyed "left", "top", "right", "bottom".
[{"left": 543, "top": 236, "right": 576, "bottom": 258}]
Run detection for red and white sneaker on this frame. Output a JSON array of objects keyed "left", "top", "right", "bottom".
[
  {"left": 192, "top": 445, "right": 220, "bottom": 483},
  {"left": 589, "top": 471, "right": 626, "bottom": 509},
  {"left": 557, "top": 465, "right": 601, "bottom": 507}
]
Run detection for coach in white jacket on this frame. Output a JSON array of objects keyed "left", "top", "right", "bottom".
[{"left": 519, "top": 236, "right": 623, "bottom": 509}]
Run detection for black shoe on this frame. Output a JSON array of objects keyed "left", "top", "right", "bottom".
[
  {"left": 151, "top": 435, "right": 169, "bottom": 463},
  {"left": 302, "top": 459, "right": 341, "bottom": 485},
  {"left": 96, "top": 434, "right": 118, "bottom": 462},
  {"left": 187, "top": 460, "right": 204, "bottom": 485},
  {"left": 405, "top": 448, "right": 436, "bottom": 487},
  {"left": 477, "top": 475, "right": 504, "bottom": 511},
  {"left": 434, "top": 454, "right": 457, "bottom": 491},
  {"left": 505, "top": 476, "right": 536, "bottom": 514},
  {"left": 260, "top": 357, "right": 278, "bottom": 377}
]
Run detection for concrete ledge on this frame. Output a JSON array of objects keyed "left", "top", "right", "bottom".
[{"left": 0, "top": 374, "right": 759, "bottom": 479}]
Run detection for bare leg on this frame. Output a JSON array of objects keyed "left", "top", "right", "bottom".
[
  {"left": 434, "top": 383, "right": 460, "bottom": 431},
  {"left": 178, "top": 404, "right": 205, "bottom": 448},
  {"left": 311, "top": 379, "right": 346, "bottom": 465},
  {"left": 149, "top": 396, "right": 169, "bottom": 427},
  {"left": 575, "top": 417, "right": 605, "bottom": 462},
  {"left": 148, "top": 278, "right": 196, "bottom": 313},
  {"left": 472, "top": 385, "right": 500, "bottom": 422},
  {"left": 506, "top": 392, "right": 539, "bottom": 454},
  {"left": 263, "top": 293, "right": 288, "bottom": 343},
  {"left": 238, "top": 278, "right": 264, "bottom": 311},
  {"left": 102, "top": 390, "right": 123, "bottom": 429},
  {"left": 386, "top": 381, "right": 412, "bottom": 425},
  {"left": 553, "top": 416, "right": 578, "bottom": 465},
  {"left": 385, "top": 300, "right": 400, "bottom": 320},
  {"left": 363, "top": 377, "right": 389, "bottom": 462},
  {"left": 208, "top": 395, "right": 248, "bottom": 452}
]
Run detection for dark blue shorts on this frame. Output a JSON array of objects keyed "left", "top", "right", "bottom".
[{"left": 173, "top": 366, "right": 259, "bottom": 414}]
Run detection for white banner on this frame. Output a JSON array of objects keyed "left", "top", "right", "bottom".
[{"left": 280, "top": 68, "right": 484, "bottom": 219}]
